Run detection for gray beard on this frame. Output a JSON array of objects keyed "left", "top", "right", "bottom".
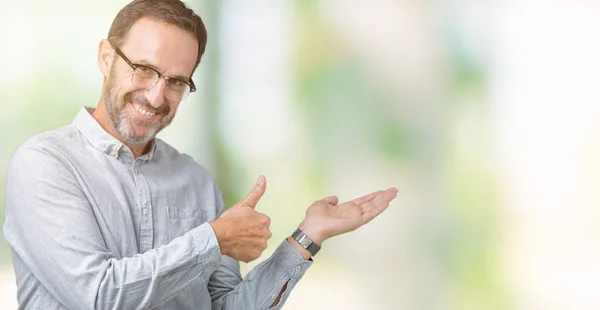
[
  {"left": 104, "top": 87, "right": 164, "bottom": 146},
  {"left": 115, "top": 109, "right": 160, "bottom": 145}
]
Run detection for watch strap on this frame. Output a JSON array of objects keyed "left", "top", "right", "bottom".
[{"left": 292, "top": 228, "right": 321, "bottom": 256}]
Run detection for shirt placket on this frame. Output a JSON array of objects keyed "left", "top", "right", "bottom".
[{"left": 133, "top": 159, "right": 154, "bottom": 253}]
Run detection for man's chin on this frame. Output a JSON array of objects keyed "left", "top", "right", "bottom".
[
  {"left": 116, "top": 113, "right": 170, "bottom": 145},
  {"left": 123, "top": 135, "right": 154, "bottom": 146},
  {"left": 130, "top": 130, "right": 157, "bottom": 144},
  {"left": 117, "top": 125, "right": 157, "bottom": 145}
]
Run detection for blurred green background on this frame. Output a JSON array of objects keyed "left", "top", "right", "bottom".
[{"left": 3, "top": 1, "right": 600, "bottom": 309}]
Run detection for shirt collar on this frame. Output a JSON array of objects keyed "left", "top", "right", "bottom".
[{"left": 73, "top": 107, "right": 157, "bottom": 160}]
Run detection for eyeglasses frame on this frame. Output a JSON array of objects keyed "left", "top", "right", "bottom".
[{"left": 113, "top": 46, "right": 197, "bottom": 98}]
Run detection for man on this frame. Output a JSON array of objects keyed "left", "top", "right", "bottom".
[{"left": 3, "top": 0, "right": 398, "bottom": 309}]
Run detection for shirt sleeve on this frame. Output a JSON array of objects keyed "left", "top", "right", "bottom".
[
  {"left": 2, "top": 142, "right": 222, "bottom": 310},
  {"left": 209, "top": 240, "right": 312, "bottom": 310},
  {"left": 207, "top": 185, "right": 313, "bottom": 309}
]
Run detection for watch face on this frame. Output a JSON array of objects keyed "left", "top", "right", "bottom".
[{"left": 297, "top": 235, "right": 312, "bottom": 248}]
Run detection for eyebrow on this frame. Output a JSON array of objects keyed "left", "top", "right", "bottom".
[{"left": 135, "top": 59, "right": 190, "bottom": 82}]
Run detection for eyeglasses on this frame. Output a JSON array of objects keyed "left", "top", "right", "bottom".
[{"left": 114, "top": 47, "right": 196, "bottom": 102}]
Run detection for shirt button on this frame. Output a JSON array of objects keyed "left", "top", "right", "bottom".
[
  {"left": 271, "top": 294, "right": 277, "bottom": 299},
  {"left": 295, "top": 266, "right": 301, "bottom": 272},
  {"left": 134, "top": 167, "right": 139, "bottom": 174},
  {"left": 211, "top": 265, "right": 216, "bottom": 271},
  {"left": 142, "top": 208, "right": 149, "bottom": 215}
]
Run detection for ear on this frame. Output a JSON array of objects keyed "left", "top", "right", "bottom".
[{"left": 98, "top": 39, "right": 114, "bottom": 78}]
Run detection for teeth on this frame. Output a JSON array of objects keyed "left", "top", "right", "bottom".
[{"left": 133, "top": 103, "right": 156, "bottom": 116}]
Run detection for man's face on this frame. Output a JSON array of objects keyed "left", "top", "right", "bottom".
[{"left": 103, "top": 18, "right": 198, "bottom": 145}]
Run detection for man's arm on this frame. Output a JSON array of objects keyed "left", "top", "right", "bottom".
[
  {"left": 208, "top": 240, "right": 311, "bottom": 310},
  {"left": 206, "top": 179, "right": 397, "bottom": 309},
  {"left": 202, "top": 178, "right": 309, "bottom": 309},
  {"left": 3, "top": 143, "right": 221, "bottom": 310}
]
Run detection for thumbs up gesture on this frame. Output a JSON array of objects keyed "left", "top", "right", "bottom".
[{"left": 210, "top": 176, "right": 272, "bottom": 263}]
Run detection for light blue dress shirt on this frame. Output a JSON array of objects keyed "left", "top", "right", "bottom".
[{"left": 3, "top": 107, "right": 311, "bottom": 309}]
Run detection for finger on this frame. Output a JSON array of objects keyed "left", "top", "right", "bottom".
[
  {"left": 321, "top": 195, "right": 339, "bottom": 206},
  {"left": 369, "top": 188, "right": 398, "bottom": 208},
  {"left": 260, "top": 214, "right": 271, "bottom": 227},
  {"left": 238, "top": 175, "right": 267, "bottom": 209},
  {"left": 349, "top": 189, "right": 385, "bottom": 206},
  {"left": 360, "top": 189, "right": 398, "bottom": 223},
  {"left": 352, "top": 187, "right": 398, "bottom": 205},
  {"left": 359, "top": 189, "right": 397, "bottom": 215}
]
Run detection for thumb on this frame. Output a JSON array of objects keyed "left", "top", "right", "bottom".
[
  {"left": 321, "top": 195, "right": 339, "bottom": 206},
  {"left": 237, "top": 175, "right": 266, "bottom": 209}
]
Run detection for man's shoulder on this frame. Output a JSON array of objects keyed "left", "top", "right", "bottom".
[
  {"left": 7, "top": 124, "right": 81, "bottom": 177},
  {"left": 15, "top": 124, "right": 79, "bottom": 158}
]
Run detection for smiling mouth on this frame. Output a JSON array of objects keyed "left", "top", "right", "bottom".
[{"left": 130, "top": 102, "right": 158, "bottom": 119}]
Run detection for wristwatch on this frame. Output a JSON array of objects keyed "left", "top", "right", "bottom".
[{"left": 291, "top": 228, "right": 321, "bottom": 256}]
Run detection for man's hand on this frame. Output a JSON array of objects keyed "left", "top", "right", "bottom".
[
  {"left": 298, "top": 187, "right": 398, "bottom": 245},
  {"left": 210, "top": 176, "right": 272, "bottom": 263}
]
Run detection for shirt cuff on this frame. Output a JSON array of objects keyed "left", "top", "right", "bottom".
[
  {"left": 273, "top": 239, "right": 313, "bottom": 281},
  {"left": 190, "top": 222, "right": 222, "bottom": 281}
]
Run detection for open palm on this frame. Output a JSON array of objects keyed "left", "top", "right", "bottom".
[{"left": 300, "top": 188, "right": 398, "bottom": 244}]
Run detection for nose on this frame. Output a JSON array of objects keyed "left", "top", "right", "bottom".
[{"left": 145, "top": 78, "right": 167, "bottom": 108}]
